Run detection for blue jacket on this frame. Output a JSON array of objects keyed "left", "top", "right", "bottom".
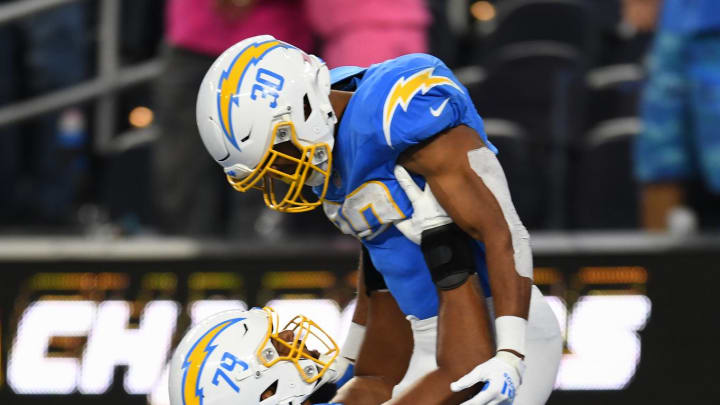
[{"left": 660, "top": 0, "right": 720, "bottom": 34}]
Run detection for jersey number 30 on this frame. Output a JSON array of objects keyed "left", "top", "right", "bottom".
[{"left": 323, "top": 181, "right": 405, "bottom": 240}]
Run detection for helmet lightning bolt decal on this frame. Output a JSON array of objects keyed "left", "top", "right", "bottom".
[
  {"left": 181, "top": 318, "right": 245, "bottom": 405},
  {"left": 217, "top": 40, "right": 287, "bottom": 151},
  {"left": 382, "top": 67, "right": 463, "bottom": 148}
]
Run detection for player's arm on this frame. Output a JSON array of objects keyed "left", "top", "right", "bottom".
[
  {"left": 331, "top": 247, "right": 413, "bottom": 405},
  {"left": 324, "top": 249, "right": 370, "bottom": 390},
  {"left": 398, "top": 124, "right": 532, "bottom": 400},
  {"left": 381, "top": 273, "right": 494, "bottom": 405},
  {"left": 399, "top": 124, "right": 531, "bottom": 324},
  {"left": 338, "top": 246, "right": 490, "bottom": 405}
]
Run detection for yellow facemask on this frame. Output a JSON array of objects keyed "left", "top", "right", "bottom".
[
  {"left": 257, "top": 307, "right": 339, "bottom": 383},
  {"left": 226, "top": 121, "right": 332, "bottom": 213}
]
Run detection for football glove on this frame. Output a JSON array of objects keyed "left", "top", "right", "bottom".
[
  {"left": 450, "top": 351, "right": 525, "bottom": 405},
  {"left": 393, "top": 165, "right": 451, "bottom": 244}
]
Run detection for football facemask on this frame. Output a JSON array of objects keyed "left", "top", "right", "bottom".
[
  {"left": 226, "top": 121, "right": 332, "bottom": 213},
  {"left": 259, "top": 307, "right": 339, "bottom": 383}
]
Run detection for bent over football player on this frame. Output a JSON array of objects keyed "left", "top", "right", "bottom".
[{"left": 192, "top": 35, "right": 563, "bottom": 405}]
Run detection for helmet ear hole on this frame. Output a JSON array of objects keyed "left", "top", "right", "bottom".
[
  {"left": 260, "top": 379, "right": 279, "bottom": 402},
  {"left": 199, "top": 117, "right": 230, "bottom": 162},
  {"left": 303, "top": 94, "right": 312, "bottom": 121}
]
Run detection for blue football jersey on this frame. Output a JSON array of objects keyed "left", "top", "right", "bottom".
[{"left": 317, "top": 54, "right": 497, "bottom": 319}]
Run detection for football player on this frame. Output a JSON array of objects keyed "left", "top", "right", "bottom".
[
  {"left": 194, "top": 35, "right": 562, "bottom": 405},
  {"left": 169, "top": 307, "right": 342, "bottom": 405}
]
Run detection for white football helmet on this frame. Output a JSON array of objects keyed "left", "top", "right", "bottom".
[
  {"left": 196, "top": 35, "right": 337, "bottom": 213},
  {"left": 169, "top": 307, "right": 339, "bottom": 405}
]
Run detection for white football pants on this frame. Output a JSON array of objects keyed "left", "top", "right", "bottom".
[{"left": 392, "top": 285, "right": 563, "bottom": 405}]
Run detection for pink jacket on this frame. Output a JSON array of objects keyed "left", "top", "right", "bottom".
[
  {"left": 306, "top": 0, "right": 430, "bottom": 67},
  {"left": 166, "top": 0, "right": 312, "bottom": 56},
  {"left": 306, "top": 0, "right": 429, "bottom": 37}
]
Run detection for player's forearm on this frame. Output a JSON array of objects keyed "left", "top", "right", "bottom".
[
  {"left": 449, "top": 147, "right": 534, "bottom": 348},
  {"left": 445, "top": 191, "right": 532, "bottom": 321},
  {"left": 353, "top": 292, "right": 413, "bottom": 391},
  {"left": 386, "top": 278, "right": 492, "bottom": 405},
  {"left": 484, "top": 236, "right": 532, "bottom": 320},
  {"left": 333, "top": 376, "right": 394, "bottom": 405},
  {"left": 436, "top": 276, "right": 495, "bottom": 371},
  {"left": 414, "top": 143, "right": 533, "bottom": 320},
  {"left": 353, "top": 265, "right": 370, "bottom": 326},
  {"left": 382, "top": 368, "right": 475, "bottom": 405}
]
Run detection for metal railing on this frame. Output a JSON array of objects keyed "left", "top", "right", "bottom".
[{"left": 0, "top": 0, "right": 163, "bottom": 154}]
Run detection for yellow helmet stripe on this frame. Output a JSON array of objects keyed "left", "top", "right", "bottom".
[{"left": 181, "top": 318, "right": 244, "bottom": 405}]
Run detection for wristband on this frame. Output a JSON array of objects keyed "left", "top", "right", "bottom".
[
  {"left": 322, "top": 322, "right": 365, "bottom": 384},
  {"left": 495, "top": 316, "right": 527, "bottom": 356},
  {"left": 496, "top": 350, "right": 527, "bottom": 382},
  {"left": 341, "top": 322, "right": 366, "bottom": 361}
]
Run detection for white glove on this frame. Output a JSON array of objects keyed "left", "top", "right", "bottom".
[
  {"left": 324, "top": 354, "right": 351, "bottom": 382},
  {"left": 393, "top": 165, "right": 452, "bottom": 244},
  {"left": 450, "top": 351, "right": 526, "bottom": 405},
  {"left": 319, "top": 322, "right": 364, "bottom": 384}
]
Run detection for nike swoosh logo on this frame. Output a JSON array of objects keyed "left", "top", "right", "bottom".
[{"left": 430, "top": 98, "right": 450, "bottom": 117}]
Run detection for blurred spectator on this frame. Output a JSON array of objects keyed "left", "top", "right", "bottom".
[
  {"left": 0, "top": 2, "right": 91, "bottom": 228},
  {"left": 121, "top": 0, "right": 165, "bottom": 63},
  {"left": 634, "top": 0, "right": 720, "bottom": 231},
  {"left": 306, "top": 0, "right": 430, "bottom": 68},
  {"left": 621, "top": 0, "right": 661, "bottom": 33},
  {"left": 578, "top": 0, "right": 652, "bottom": 66},
  {"left": 152, "top": 0, "right": 312, "bottom": 237}
]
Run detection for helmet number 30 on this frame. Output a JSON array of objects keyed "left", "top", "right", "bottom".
[
  {"left": 211, "top": 352, "right": 249, "bottom": 393},
  {"left": 250, "top": 68, "right": 285, "bottom": 109}
]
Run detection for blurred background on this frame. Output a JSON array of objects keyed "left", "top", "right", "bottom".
[{"left": 0, "top": 0, "right": 718, "bottom": 404}]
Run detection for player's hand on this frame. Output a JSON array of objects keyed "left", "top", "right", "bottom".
[
  {"left": 450, "top": 351, "right": 525, "bottom": 405},
  {"left": 393, "top": 165, "right": 451, "bottom": 244}
]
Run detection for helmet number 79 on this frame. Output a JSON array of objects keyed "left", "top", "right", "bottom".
[
  {"left": 212, "top": 352, "right": 249, "bottom": 393},
  {"left": 250, "top": 68, "right": 285, "bottom": 109}
]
